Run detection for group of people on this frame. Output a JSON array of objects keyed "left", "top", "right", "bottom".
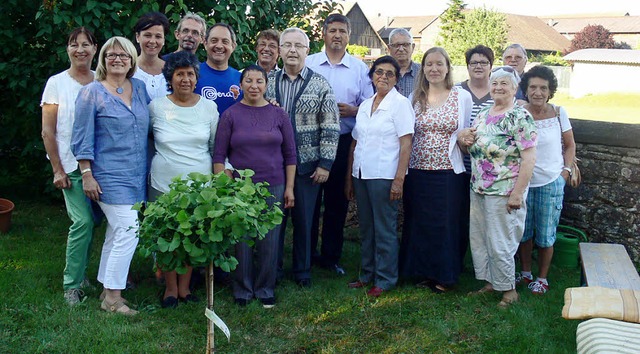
[{"left": 41, "top": 9, "right": 575, "bottom": 315}]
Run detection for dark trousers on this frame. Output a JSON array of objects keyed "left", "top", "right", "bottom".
[
  {"left": 277, "top": 172, "right": 321, "bottom": 281},
  {"left": 311, "top": 133, "right": 352, "bottom": 266},
  {"left": 233, "top": 185, "right": 283, "bottom": 300}
]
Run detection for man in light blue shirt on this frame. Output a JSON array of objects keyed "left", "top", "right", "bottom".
[{"left": 305, "top": 13, "right": 374, "bottom": 279}]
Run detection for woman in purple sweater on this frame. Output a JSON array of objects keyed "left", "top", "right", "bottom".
[{"left": 213, "top": 65, "right": 296, "bottom": 308}]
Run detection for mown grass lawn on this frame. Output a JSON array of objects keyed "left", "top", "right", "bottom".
[
  {"left": 551, "top": 93, "right": 640, "bottom": 124},
  {"left": 1, "top": 200, "right": 581, "bottom": 353}
]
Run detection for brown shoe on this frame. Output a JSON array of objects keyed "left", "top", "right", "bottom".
[
  {"left": 348, "top": 280, "right": 368, "bottom": 288},
  {"left": 497, "top": 291, "right": 519, "bottom": 309},
  {"left": 468, "top": 284, "right": 494, "bottom": 296},
  {"left": 101, "top": 299, "right": 138, "bottom": 316}
]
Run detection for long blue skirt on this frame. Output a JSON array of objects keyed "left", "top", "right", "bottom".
[{"left": 399, "top": 169, "right": 466, "bottom": 286}]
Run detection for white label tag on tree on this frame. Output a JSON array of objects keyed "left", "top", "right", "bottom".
[{"left": 205, "top": 308, "right": 231, "bottom": 341}]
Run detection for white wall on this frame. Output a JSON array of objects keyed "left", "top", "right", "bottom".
[{"left": 569, "top": 62, "right": 640, "bottom": 98}]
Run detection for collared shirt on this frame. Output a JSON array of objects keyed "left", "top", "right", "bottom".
[
  {"left": 71, "top": 79, "right": 151, "bottom": 204},
  {"left": 256, "top": 61, "right": 279, "bottom": 76},
  {"left": 278, "top": 66, "right": 308, "bottom": 118},
  {"left": 351, "top": 88, "right": 415, "bottom": 180},
  {"left": 306, "top": 51, "right": 373, "bottom": 134},
  {"left": 397, "top": 61, "right": 421, "bottom": 98}
]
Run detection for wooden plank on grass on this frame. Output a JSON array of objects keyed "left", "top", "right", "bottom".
[{"left": 579, "top": 243, "right": 640, "bottom": 290}]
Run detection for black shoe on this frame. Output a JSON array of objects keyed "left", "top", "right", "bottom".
[
  {"left": 234, "top": 298, "right": 249, "bottom": 307},
  {"left": 296, "top": 278, "right": 312, "bottom": 288},
  {"left": 161, "top": 296, "right": 178, "bottom": 309},
  {"left": 260, "top": 297, "right": 276, "bottom": 309},
  {"left": 179, "top": 294, "right": 200, "bottom": 303}
]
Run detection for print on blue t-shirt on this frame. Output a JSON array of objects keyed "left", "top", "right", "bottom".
[{"left": 195, "top": 62, "right": 242, "bottom": 115}]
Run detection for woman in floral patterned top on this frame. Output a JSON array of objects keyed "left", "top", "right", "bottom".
[
  {"left": 458, "top": 66, "right": 537, "bottom": 308},
  {"left": 399, "top": 47, "right": 472, "bottom": 293}
]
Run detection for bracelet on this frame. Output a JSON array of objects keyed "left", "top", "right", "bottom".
[
  {"left": 562, "top": 166, "right": 572, "bottom": 176},
  {"left": 81, "top": 168, "right": 92, "bottom": 175}
]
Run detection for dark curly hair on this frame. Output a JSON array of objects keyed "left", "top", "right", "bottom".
[
  {"left": 519, "top": 65, "right": 558, "bottom": 101},
  {"left": 162, "top": 51, "right": 200, "bottom": 92},
  {"left": 368, "top": 55, "right": 401, "bottom": 81}
]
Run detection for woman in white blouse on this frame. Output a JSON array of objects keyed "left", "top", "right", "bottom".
[
  {"left": 149, "top": 51, "right": 219, "bottom": 308},
  {"left": 133, "top": 12, "right": 170, "bottom": 100},
  {"left": 41, "top": 27, "right": 98, "bottom": 306},
  {"left": 518, "top": 65, "right": 576, "bottom": 295},
  {"left": 345, "top": 56, "right": 414, "bottom": 298}
]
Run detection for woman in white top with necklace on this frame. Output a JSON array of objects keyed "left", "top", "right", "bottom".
[
  {"left": 41, "top": 27, "right": 98, "bottom": 306},
  {"left": 133, "top": 12, "right": 170, "bottom": 100}
]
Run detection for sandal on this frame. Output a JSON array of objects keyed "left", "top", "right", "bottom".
[
  {"left": 99, "top": 290, "right": 129, "bottom": 305},
  {"left": 101, "top": 298, "right": 138, "bottom": 316},
  {"left": 497, "top": 291, "right": 519, "bottom": 309},
  {"left": 468, "top": 284, "right": 494, "bottom": 296},
  {"left": 428, "top": 283, "right": 448, "bottom": 294},
  {"left": 416, "top": 280, "right": 433, "bottom": 289}
]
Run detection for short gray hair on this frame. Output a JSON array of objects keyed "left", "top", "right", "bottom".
[
  {"left": 389, "top": 28, "right": 412, "bottom": 44},
  {"left": 490, "top": 66, "right": 521, "bottom": 90},
  {"left": 176, "top": 12, "right": 206, "bottom": 36},
  {"left": 280, "top": 27, "right": 310, "bottom": 47},
  {"left": 502, "top": 43, "right": 527, "bottom": 59}
]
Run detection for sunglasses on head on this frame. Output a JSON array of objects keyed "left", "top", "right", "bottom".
[{"left": 491, "top": 66, "right": 516, "bottom": 73}]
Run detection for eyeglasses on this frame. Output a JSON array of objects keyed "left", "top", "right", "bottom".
[
  {"left": 374, "top": 69, "right": 396, "bottom": 79},
  {"left": 504, "top": 55, "right": 524, "bottom": 62},
  {"left": 105, "top": 53, "right": 132, "bottom": 61},
  {"left": 469, "top": 60, "right": 490, "bottom": 67},
  {"left": 257, "top": 42, "right": 279, "bottom": 51},
  {"left": 389, "top": 43, "right": 412, "bottom": 50},
  {"left": 180, "top": 28, "right": 202, "bottom": 37},
  {"left": 280, "top": 43, "right": 307, "bottom": 50}
]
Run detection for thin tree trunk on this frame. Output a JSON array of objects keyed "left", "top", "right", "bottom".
[{"left": 206, "top": 262, "right": 215, "bottom": 353}]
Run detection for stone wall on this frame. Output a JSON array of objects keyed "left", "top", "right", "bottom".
[{"left": 562, "top": 120, "right": 640, "bottom": 264}]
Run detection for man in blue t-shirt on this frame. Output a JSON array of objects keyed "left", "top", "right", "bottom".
[{"left": 194, "top": 23, "right": 242, "bottom": 115}]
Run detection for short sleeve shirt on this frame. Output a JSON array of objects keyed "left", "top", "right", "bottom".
[{"left": 469, "top": 105, "right": 537, "bottom": 196}]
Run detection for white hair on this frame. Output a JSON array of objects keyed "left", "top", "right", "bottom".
[
  {"left": 490, "top": 66, "right": 520, "bottom": 90},
  {"left": 280, "top": 27, "right": 310, "bottom": 47}
]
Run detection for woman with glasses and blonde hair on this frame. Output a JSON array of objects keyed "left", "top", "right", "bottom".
[
  {"left": 399, "top": 47, "right": 472, "bottom": 294},
  {"left": 71, "top": 36, "right": 151, "bottom": 315},
  {"left": 458, "top": 66, "right": 537, "bottom": 308}
]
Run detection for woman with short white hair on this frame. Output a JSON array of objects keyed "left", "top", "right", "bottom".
[{"left": 458, "top": 66, "right": 537, "bottom": 308}]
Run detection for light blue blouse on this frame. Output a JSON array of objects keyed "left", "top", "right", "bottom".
[{"left": 71, "top": 78, "right": 151, "bottom": 204}]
